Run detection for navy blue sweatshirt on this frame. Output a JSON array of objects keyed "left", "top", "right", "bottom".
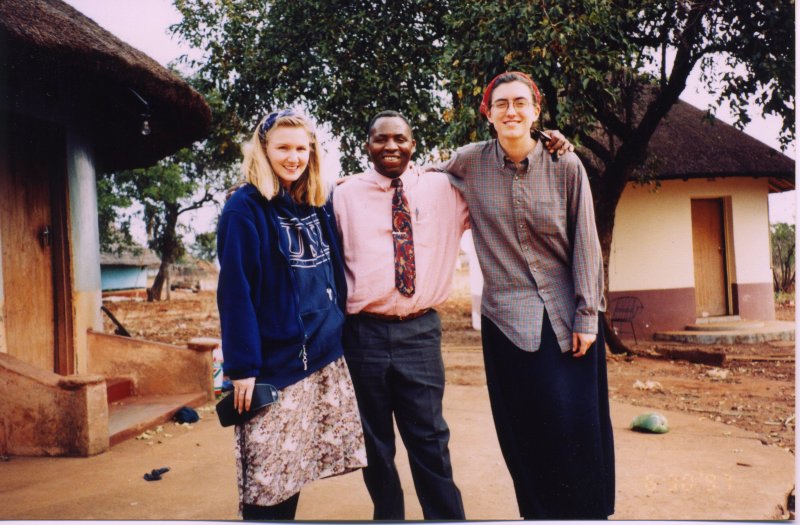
[{"left": 216, "top": 184, "right": 347, "bottom": 389}]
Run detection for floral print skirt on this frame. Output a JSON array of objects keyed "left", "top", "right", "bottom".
[{"left": 234, "top": 356, "right": 367, "bottom": 510}]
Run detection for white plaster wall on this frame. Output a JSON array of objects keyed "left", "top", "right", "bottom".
[
  {"left": 68, "top": 133, "right": 101, "bottom": 292},
  {"left": 67, "top": 132, "right": 103, "bottom": 374},
  {"left": 729, "top": 179, "right": 772, "bottom": 283},
  {"left": 610, "top": 180, "right": 694, "bottom": 291},
  {"left": 610, "top": 178, "right": 772, "bottom": 291}
]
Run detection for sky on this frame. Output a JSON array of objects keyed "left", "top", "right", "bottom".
[{"left": 63, "top": 0, "right": 797, "bottom": 226}]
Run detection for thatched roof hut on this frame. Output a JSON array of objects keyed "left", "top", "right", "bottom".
[
  {"left": 580, "top": 87, "right": 795, "bottom": 193},
  {"left": 99, "top": 246, "right": 160, "bottom": 268},
  {"left": 646, "top": 99, "right": 794, "bottom": 192},
  {"left": 0, "top": 0, "right": 211, "bottom": 172}
]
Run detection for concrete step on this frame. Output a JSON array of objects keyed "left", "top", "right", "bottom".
[
  {"left": 108, "top": 392, "right": 207, "bottom": 446},
  {"left": 693, "top": 315, "right": 741, "bottom": 324},
  {"left": 105, "top": 377, "right": 134, "bottom": 404},
  {"left": 653, "top": 321, "right": 795, "bottom": 345},
  {"left": 686, "top": 320, "right": 765, "bottom": 331}
]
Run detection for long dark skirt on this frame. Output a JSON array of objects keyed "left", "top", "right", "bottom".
[{"left": 481, "top": 311, "right": 615, "bottom": 519}]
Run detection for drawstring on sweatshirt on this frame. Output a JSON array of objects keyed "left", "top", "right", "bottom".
[{"left": 299, "top": 344, "right": 308, "bottom": 370}]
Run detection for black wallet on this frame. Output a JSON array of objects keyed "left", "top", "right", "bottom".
[{"left": 215, "top": 383, "right": 280, "bottom": 427}]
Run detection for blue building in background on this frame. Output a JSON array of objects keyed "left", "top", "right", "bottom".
[{"left": 100, "top": 246, "right": 160, "bottom": 293}]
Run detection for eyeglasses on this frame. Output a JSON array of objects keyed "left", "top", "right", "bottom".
[{"left": 491, "top": 98, "right": 533, "bottom": 112}]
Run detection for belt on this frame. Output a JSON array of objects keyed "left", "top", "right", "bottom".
[{"left": 358, "top": 308, "right": 432, "bottom": 322}]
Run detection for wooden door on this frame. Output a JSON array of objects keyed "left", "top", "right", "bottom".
[
  {"left": 691, "top": 198, "right": 729, "bottom": 317},
  {"left": 0, "top": 113, "right": 70, "bottom": 373}
]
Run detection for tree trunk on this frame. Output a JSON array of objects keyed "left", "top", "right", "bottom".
[
  {"left": 597, "top": 236, "right": 631, "bottom": 354},
  {"left": 147, "top": 207, "right": 181, "bottom": 302},
  {"left": 594, "top": 167, "right": 632, "bottom": 355},
  {"left": 148, "top": 259, "right": 171, "bottom": 302}
]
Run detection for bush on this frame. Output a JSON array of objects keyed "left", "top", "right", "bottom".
[{"left": 771, "top": 222, "right": 795, "bottom": 293}]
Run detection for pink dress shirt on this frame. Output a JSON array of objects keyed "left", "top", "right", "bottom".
[{"left": 333, "top": 163, "right": 470, "bottom": 316}]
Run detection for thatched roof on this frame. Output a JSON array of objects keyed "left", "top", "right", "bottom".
[
  {"left": 648, "top": 99, "right": 794, "bottom": 192},
  {"left": 580, "top": 88, "right": 795, "bottom": 193},
  {"left": 0, "top": 0, "right": 211, "bottom": 172},
  {"left": 100, "top": 246, "right": 160, "bottom": 268}
]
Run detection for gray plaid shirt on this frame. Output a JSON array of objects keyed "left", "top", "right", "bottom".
[{"left": 439, "top": 139, "right": 604, "bottom": 353}]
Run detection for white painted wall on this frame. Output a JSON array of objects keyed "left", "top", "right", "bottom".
[
  {"left": 610, "top": 180, "right": 694, "bottom": 291},
  {"left": 68, "top": 132, "right": 101, "bottom": 293},
  {"left": 729, "top": 179, "right": 773, "bottom": 283},
  {"left": 610, "top": 177, "right": 772, "bottom": 291},
  {"left": 67, "top": 132, "right": 103, "bottom": 373}
]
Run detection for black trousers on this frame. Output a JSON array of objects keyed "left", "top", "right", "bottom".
[
  {"left": 343, "top": 310, "right": 465, "bottom": 520},
  {"left": 481, "top": 311, "right": 615, "bottom": 520}
]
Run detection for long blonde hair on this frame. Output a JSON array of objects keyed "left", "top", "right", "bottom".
[{"left": 240, "top": 112, "right": 328, "bottom": 206}]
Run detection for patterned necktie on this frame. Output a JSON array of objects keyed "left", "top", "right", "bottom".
[{"left": 391, "top": 178, "right": 415, "bottom": 296}]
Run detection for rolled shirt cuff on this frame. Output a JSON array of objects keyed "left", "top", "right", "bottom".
[{"left": 572, "top": 313, "right": 598, "bottom": 335}]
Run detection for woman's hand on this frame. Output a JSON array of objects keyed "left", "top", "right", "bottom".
[{"left": 233, "top": 377, "right": 256, "bottom": 413}]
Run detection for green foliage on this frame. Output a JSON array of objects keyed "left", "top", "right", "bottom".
[
  {"left": 771, "top": 222, "right": 795, "bottom": 293},
  {"left": 96, "top": 174, "right": 136, "bottom": 253},
  {"left": 442, "top": 0, "right": 795, "bottom": 156},
  {"left": 172, "top": 0, "right": 449, "bottom": 173},
  {"left": 192, "top": 231, "right": 218, "bottom": 262},
  {"left": 171, "top": 0, "right": 794, "bottom": 181},
  {"left": 441, "top": 0, "right": 645, "bottom": 148}
]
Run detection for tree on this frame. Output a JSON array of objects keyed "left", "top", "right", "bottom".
[
  {"left": 172, "top": 0, "right": 449, "bottom": 173},
  {"left": 98, "top": 83, "right": 241, "bottom": 300},
  {"left": 771, "top": 222, "right": 795, "bottom": 294},
  {"left": 96, "top": 174, "right": 138, "bottom": 254},
  {"left": 441, "top": 0, "right": 794, "bottom": 352},
  {"left": 192, "top": 230, "right": 218, "bottom": 262},
  {"left": 171, "top": 0, "right": 794, "bottom": 349}
]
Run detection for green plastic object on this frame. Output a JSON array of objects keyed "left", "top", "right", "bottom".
[{"left": 630, "top": 412, "right": 669, "bottom": 434}]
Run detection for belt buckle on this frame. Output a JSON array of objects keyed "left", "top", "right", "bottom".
[{"left": 404, "top": 308, "right": 428, "bottom": 321}]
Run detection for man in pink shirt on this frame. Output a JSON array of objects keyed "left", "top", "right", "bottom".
[{"left": 333, "top": 111, "right": 469, "bottom": 520}]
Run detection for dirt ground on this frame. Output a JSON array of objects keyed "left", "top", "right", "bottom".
[{"left": 102, "top": 267, "right": 796, "bottom": 454}]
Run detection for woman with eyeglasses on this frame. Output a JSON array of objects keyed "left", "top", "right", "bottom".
[
  {"left": 216, "top": 110, "right": 367, "bottom": 520},
  {"left": 438, "top": 72, "right": 615, "bottom": 519}
]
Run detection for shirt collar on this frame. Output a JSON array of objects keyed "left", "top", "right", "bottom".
[
  {"left": 363, "top": 161, "right": 420, "bottom": 191},
  {"left": 493, "top": 139, "right": 542, "bottom": 168}
]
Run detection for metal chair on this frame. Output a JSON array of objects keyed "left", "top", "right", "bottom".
[{"left": 609, "top": 296, "right": 644, "bottom": 343}]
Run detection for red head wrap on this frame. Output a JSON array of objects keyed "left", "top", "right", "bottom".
[{"left": 479, "top": 71, "right": 541, "bottom": 118}]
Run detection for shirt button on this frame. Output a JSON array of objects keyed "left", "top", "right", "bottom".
[{"left": 514, "top": 176, "right": 519, "bottom": 181}]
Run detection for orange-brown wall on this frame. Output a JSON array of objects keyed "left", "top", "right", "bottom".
[
  {"left": 0, "top": 352, "right": 108, "bottom": 456},
  {"left": 87, "top": 331, "right": 214, "bottom": 399}
]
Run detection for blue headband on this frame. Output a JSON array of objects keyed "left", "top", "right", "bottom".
[{"left": 258, "top": 109, "right": 297, "bottom": 142}]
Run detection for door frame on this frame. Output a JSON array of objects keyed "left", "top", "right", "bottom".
[
  {"left": 1, "top": 111, "right": 74, "bottom": 375},
  {"left": 690, "top": 196, "right": 734, "bottom": 317},
  {"left": 51, "top": 151, "right": 74, "bottom": 376},
  {"left": 721, "top": 196, "right": 736, "bottom": 315}
]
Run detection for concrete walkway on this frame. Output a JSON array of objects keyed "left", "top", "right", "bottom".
[
  {"left": 654, "top": 320, "right": 795, "bottom": 344},
  {"left": 0, "top": 384, "right": 793, "bottom": 521}
]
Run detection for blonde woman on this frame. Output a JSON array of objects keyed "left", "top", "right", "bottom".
[{"left": 217, "top": 109, "right": 366, "bottom": 520}]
